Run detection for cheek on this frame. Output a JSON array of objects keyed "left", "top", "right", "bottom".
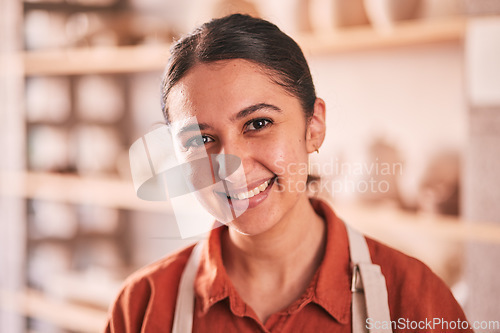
[{"left": 264, "top": 136, "right": 309, "bottom": 181}]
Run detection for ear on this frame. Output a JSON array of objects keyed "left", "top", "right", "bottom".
[{"left": 306, "top": 98, "right": 326, "bottom": 154}]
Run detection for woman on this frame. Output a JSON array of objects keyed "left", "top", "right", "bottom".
[{"left": 106, "top": 14, "right": 470, "bottom": 332}]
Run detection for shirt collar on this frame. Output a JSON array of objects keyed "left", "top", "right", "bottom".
[
  {"left": 194, "top": 198, "right": 351, "bottom": 324},
  {"left": 194, "top": 227, "right": 231, "bottom": 315}
]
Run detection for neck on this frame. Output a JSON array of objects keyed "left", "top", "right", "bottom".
[{"left": 221, "top": 195, "right": 326, "bottom": 285}]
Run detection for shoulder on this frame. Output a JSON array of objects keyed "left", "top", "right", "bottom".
[
  {"left": 104, "top": 243, "right": 196, "bottom": 333},
  {"left": 365, "top": 236, "right": 469, "bottom": 327},
  {"left": 365, "top": 236, "right": 430, "bottom": 293}
]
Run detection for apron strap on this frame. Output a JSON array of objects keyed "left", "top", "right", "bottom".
[
  {"left": 172, "top": 242, "right": 204, "bottom": 333},
  {"left": 172, "top": 225, "right": 393, "bottom": 333},
  {"left": 346, "top": 225, "right": 393, "bottom": 333}
]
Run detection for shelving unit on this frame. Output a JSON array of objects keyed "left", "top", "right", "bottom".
[{"left": 2, "top": 1, "right": 151, "bottom": 332}]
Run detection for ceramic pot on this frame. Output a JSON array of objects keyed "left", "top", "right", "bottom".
[
  {"left": 363, "top": 0, "right": 421, "bottom": 31},
  {"left": 309, "top": 0, "right": 370, "bottom": 34},
  {"left": 334, "top": 0, "right": 370, "bottom": 27}
]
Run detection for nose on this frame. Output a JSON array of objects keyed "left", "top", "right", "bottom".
[
  {"left": 213, "top": 152, "right": 245, "bottom": 184},
  {"left": 213, "top": 142, "right": 248, "bottom": 185}
]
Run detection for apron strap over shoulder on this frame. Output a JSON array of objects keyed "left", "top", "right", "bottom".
[
  {"left": 346, "top": 225, "right": 393, "bottom": 333},
  {"left": 172, "top": 242, "right": 204, "bottom": 333}
]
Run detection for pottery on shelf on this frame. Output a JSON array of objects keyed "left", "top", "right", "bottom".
[{"left": 363, "top": 0, "right": 421, "bottom": 32}]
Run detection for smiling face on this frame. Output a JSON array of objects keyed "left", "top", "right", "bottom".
[{"left": 166, "top": 59, "right": 325, "bottom": 236}]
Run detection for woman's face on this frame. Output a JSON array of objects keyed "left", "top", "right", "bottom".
[{"left": 167, "top": 59, "right": 325, "bottom": 236}]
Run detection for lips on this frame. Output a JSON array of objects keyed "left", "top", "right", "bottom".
[{"left": 214, "top": 176, "right": 276, "bottom": 208}]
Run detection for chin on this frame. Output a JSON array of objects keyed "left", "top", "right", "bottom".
[
  {"left": 225, "top": 210, "right": 278, "bottom": 236},
  {"left": 227, "top": 223, "right": 269, "bottom": 237}
]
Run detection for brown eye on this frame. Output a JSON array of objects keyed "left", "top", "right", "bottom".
[
  {"left": 245, "top": 118, "right": 272, "bottom": 132},
  {"left": 185, "top": 135, "right": 214, "bottom": 148}
]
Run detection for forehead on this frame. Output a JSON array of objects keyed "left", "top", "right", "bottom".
[{"left": 166, "top": 59, "right": 288, "bottom": 123}]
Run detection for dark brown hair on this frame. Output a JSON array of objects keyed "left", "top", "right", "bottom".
[{"left": 160, "top": 14, "right": 317, "bottom": 123}]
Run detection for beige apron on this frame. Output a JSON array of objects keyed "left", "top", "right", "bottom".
[{"left": 172, "top": 225, "right": 393, "bottom": 333}]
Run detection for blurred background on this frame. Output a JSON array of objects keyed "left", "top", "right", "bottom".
[{"left": 1, "top": 0, "right": 500, "bottom": 332}]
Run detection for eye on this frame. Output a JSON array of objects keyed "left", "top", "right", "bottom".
[
  {"left": 244, "top": 118, "right": 272, "bottom": 132},
  {"left": 185, "top": 135, "right": 214, "bottom": 148}
]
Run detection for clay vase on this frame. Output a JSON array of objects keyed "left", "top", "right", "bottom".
[
  {"left": 363, "top": 0, "right": 421, "bottom": 31},
  {"left": 308, "top": 0, "right": 370, "bottom": 34},
  {"left": 334, "top": 0, "right": 370, "bottom": 27}
]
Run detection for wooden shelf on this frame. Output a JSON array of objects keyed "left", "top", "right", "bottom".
[
  {"left": 0, "top": 288, "right": 107, "bottom": 333},
  {"left": 21, "top": 16, "right": 467, "bottom": 76},
  {"left": 294, "top": 16, "right": 466, "bottom": 55},
  {"left": 337, "top": 201, "right": 500, "bottom": 245},
  {"left": 0, "top": 171, "right": 171, "bottom": 213},
  {"left": 23, "top": 44, "right": 171, "bottom": 76}
]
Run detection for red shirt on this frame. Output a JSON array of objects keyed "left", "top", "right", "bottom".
[{"left": 105, "top": 199, "right": 471, "bottom": 332}]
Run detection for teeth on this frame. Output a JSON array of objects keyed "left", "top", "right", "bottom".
[{"left": 230, "top": 179, "right": 270, "bottom": 200}]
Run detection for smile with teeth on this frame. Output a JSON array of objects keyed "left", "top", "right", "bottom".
[{"left": 228, "top": 179, "right": 271, "bottom": 200}]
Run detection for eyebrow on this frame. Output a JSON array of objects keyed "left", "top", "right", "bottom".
[
  {"left": 176, "top": 122, "right": 212, "bottom": 135},
  {"left": 176, "top": 103, "right": 281, "bottom": 134},
  {"left": 231, "top": 103, "right": 282, "bottom": 121}
]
